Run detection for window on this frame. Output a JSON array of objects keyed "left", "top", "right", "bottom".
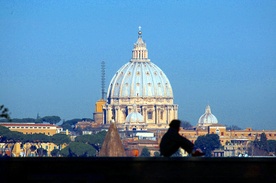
[{"left": 147, "top": 111, "right": 152, "bottom": 120}]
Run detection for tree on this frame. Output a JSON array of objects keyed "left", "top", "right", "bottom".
[
  {"left": 0, "top": 126, "right": 10, "bottom": 136},
  {"left": 139, "top": 147, "right": 151, "bottom": 157},
  {"left": 60, "top": 142, "right": 97, "bottom": 157},
  {"left": 0, "top": 105, "right": 11, "bottom": 121},
  {"left": 51, "top": 149, "right": 61, "bottom": 157},
  {"left": 267, "top": 140, "right": 276, "bottom": 155},
  {"left": 194, "top": 134, "right": 221, "bottom": 157},
  {"left": 181, "top": 121, "right": 193, "bottom": 130},
  {"left": 28, "top": 133, "right": 50, "bottom": 143},
  {"left": 60, "top": 123, "right": 74, "bottom": 131},
  {"left": 37, "top": 147, "right": 48, "bottom": 157},
  {"left": 249, "top": 133, "right": 269, "bottom": 156},
  {"left": 41, "top": 116, "right": 61, "bottom": 124},
  {"left": 75, "top": 131, "right": 107, "bottom": 152},
  {"left": 30, "top": 145, "right": 37, "bottom": 152},
  {"left": 0, "top": 126, "right": 25, "bottom": 142},
  {"left": 62, "top": 119, "right": 81, "bottom": 128},
  {"left": 259, "top": 132, "right": 268, "bottom": 152},
  {"left": 226, "top": 125, "right": 242, "bottom": 130},
  {"left": 51, "top": 133, "right": 71, "bottom": 146},
  {"left": 154, "top": 151, "right": 160, "bottom": 157}
]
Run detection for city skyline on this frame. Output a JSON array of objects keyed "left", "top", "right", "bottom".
[{"left": 1, "top": 1, "right": 275, "bottom": 130}]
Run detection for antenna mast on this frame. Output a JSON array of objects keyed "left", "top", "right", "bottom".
[{"left": 101, "top": 61, "right": 106, "bottom": 100}]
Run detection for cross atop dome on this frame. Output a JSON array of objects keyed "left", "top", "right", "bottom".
[
  {"left": 138, "top": 26, "right": 142, "bottom": 37},
  {"left": 131, "top": 26, "right": 150, "bottom": 62}
]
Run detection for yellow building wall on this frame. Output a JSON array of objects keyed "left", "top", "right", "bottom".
[
  {"left": 9, "top": 128, "right": 58, "bottom": 136},
  {"left": 95, "top": 99, "right": 106, "bottom": 113},
  {"left": 178, "top": 126, "right": 276, "bottom": 147}
]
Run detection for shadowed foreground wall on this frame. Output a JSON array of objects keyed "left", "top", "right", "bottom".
[{"left": 0, "top": 157, "right": 275, "bottom": 182}]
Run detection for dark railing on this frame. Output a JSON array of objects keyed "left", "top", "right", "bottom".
[{"left": 0, "top": 157, "right": 275, "bottom": 182}]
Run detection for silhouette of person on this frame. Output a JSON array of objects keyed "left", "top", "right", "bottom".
[{"left": 159, "top": 119, "right": 205, "bottom": 157}]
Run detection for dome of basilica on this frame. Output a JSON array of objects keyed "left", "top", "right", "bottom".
[
  {"left": 103, "top": 27, "right": 178, "bottom": 129},
  {"left": 107, "top": 30, "right": 173, "bottom": 100},
  {"left": 198, "top": 105, "right": 218, "bottom": 127}
]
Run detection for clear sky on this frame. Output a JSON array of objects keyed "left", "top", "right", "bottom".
[{"left": 1, "top": 0, "right": 275, "bottom": 130}]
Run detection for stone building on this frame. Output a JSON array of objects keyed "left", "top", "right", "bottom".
[
  {"left": 103, "top": 28, "right": 178, "bottom": 129},
  {"left": 0, "top": 123, "right": 63, "bottom": 136}
]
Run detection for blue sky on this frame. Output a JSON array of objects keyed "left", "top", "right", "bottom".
[{"left": 0, "top": 0, "right": 275, "bottom": 130}]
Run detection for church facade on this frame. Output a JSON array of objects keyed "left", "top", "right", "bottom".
[{"left": 103, "top": 28, "right": 178, "bottom": 130}]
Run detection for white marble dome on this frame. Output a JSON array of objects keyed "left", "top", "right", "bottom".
[
  {"left": 198, "top": 105, "right": 218, "bottom": 127},
  {"left": 103, "top": 28, "right": 178, "bottom": 129},
  {"left": 106, "top": 33, "right": 173, "bottom": 100}
]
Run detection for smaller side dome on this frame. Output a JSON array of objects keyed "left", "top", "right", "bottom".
[
  {"left": 198, "top": 105, "right": 218, "bottom": 127},
  {"left": 125, "top": 104, "right": 144, "bottom": 123},
  {"left": 125, "top": 104, "right": 147, "bottom": 131}
]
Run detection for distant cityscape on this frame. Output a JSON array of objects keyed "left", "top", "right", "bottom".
[{"left": 1, "top": 29, "right": 275, "bottom": 158}]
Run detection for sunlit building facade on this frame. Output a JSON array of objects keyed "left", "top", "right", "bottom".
[
  {"left": 103, "top": 28, "right": 178, "bottom": 130},
  {"left": 0, "top": 123, "right": 63, "bottom": 136}
]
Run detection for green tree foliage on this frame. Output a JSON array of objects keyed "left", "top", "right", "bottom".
[
  {"left": 249, "top": 132, "right": 270, "bottom": 156},
  {"left": 0, "top": 126, "right": 16, "bottom": 142},
  {"left": 139, "top": 147, "right": 151, "bottom": 157},
  {"left": 51, "top": 149, "right": 61, "bottom": 157},
  {"left": 75, "top": 131, "right": 107, "bottom": 151},
  {"left": 181, "top": 121, "right": 193, "bottom": 130},
  {"left": 75, "top": 134, "right": 92, "bottom": 144},
  {"left": 0, "top": 125, "right": 10, "bottom": 135},
  {"left": 226, "top": 125, "right": 242, "bottom": 130},
  {"left": 194, "top": 134, "right": 221, "bottom": 157},
  {"left": 0, "top": 105, "right": 11, "bottom": 121},
  {"left": 0, "top": 125, "right": 69, "bottom": 144},
  {"left": 60, "top": 123, "right": 74, "bottom": 131},
  {"left": 259, "top": 133, "right": 268, "bottom": 151},
  {"left": 51, "top": 133, "right": 71, "bottom": 146},
  {"left": 267, "top": 140, "right": 276, "bottom": 155},
  {"left": 60, "top": 142, "right": 97, "bottom": 157},
  {"left": 154, "top": 151, "right": 160, "bottom": 157},
  {"left": 30, "top": 145, "right": 37, "bottom": 152},
  {"left": 61, "top": 118, "right": 82, "bottom": 131},
  {"left": 0, "top": 126, "right": 25, "bottom": 142},
  {"left": 37, "top": 147, "right": 48, "bottom": 157},
  {"left": 40, "top": 116, "right": 61, "bottom": 124},
  {"left": 30, "top": 133, "right": 50, "bottom": 143}
]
